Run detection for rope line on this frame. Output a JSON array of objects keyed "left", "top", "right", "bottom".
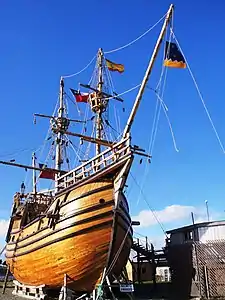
[
  {"left": 62, "top": 54, "right": 97, "bottom": 79},
  {"left": 105, "top": 223, "right": 132, "bottom": 278},
  {"left": 103, "top": 84, "right": 141, "bottom": 101},
  {"left": 171, "top": 29, "right": 225, "bottom": 154},
  {"left": 131, "top": 172, "right": 167, "bottom": 236},
  {"left": 136, "top": 30, "right": 172, "bottom": 207},
  {"left": 150, "top": 27, "right": 172, "bottom": 155},
  {"left": 105, "top": 13, "right": 167, "bottom": 54},
  {"left": 155, "top": 92, "right": 179, "bottom": 152}
]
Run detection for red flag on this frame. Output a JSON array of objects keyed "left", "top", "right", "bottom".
[
  {"left": 70, "top": 88, "right": 89, "bottom": 103},
  {"left": 39, "top": 164, "right": 55, "bottom": 180}
]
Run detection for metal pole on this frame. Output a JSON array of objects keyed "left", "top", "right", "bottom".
[
  {"left": 123, "top": 4, "right": 174, "bottom": 138},
  {"left": 205, "top": 200, "right": 209, "bottom": 222}
]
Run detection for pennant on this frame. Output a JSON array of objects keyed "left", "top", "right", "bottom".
[
  {"left": 39, "top": 163, "right": 55, "bottom": 180},
  {"left": 164, "top": 41, "right": 186, "bottom": 68},
  {"left": 106, "top": 59, "right": 124, "bottom": 73},
  {"left": 70, "top": 88, "right": 89, "bottom": 103}
]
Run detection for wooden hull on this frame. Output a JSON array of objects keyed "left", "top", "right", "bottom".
[{"left": 6, "top": 180, "right": 132, "bottom": 292}]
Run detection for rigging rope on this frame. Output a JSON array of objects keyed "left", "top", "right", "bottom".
[
  {"left": 155, "top": 92, "right": 179, "bottom": 152},
  {"left": 150, "top": 69, "right": 168, "bottom": 154},
  {"left": 104, "top": 84, "right": 141, "bottom": 101},
  {"left": 62, "top": 54, "right": 97, "bottom": 79},
  {"left": 130, "top": 172, "right": 167, "bottom": 236},
  {"left": 65, "top": 92, "right": 82, "bottom": 116},
  {"left": 105, "top": 222, "right": 132, "bottom": 278},
  {"left": 95, "top": 221, "right": 132, "bottom": 297},
  {"left": 0, "top": 147, "right": 37, "bottom": 159},
  {"left": 25, "top": 96, "right": 60, "bottom": 190},
  {"left": 104, "top": 13, "right": 167, "bottom": 54},
  {"left": 150, "top": 27, "right": 172, "bottom": 154},
  {"left": 136, "top": 30, "right": 170, "bottom": 206},
  {"left": 65, "top": 135, "right": 82, "bottom": 163},
  {"left": 171, "top": 29, "right": 225, "bottom": 154}
]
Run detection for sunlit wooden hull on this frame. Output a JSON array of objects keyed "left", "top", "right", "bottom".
[{"left": 6, "top": 180, "right": 132, "bottom": 292}]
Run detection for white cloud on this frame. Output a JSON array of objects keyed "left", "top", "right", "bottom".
[
  {"left": 132, "top": 204, "right": 197, "bottom": 228},
  {"left": 132, "top": 203, "right": 224, "bottom": 231},
  {"left": 0, "top": 219, "right": 9, "bottom": 238},
  {"left": 0, "top": 220, "right": 9, "bottom": 257}
]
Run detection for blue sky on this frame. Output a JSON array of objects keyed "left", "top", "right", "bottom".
[{"left": 1, "top": 0, "right": 225, "bottom": 251}]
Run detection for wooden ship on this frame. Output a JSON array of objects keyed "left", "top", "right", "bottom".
[{"left": 2, "top": 4, "right": 174, "bottom": 295}]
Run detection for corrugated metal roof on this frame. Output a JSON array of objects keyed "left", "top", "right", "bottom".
[{"left": 166, "top": 220, "right": 225, "bottom": 234}]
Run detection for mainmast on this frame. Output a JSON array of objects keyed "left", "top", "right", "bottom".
[
  {"left": 55, "top": 77, "right": 65, "bottom": 171},
  {"left": 96, "top": 48, "right": 104, "bottom": 155}
]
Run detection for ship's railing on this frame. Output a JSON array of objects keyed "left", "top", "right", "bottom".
[
  {"left": 26, "top": 193, "right": 53, "bottom": 205},
  {"left": 13, "top": 192, "right": 53, "bottom": 206},
  {"left": 57, "top": 136, "right": 132, "bottom": 191}
]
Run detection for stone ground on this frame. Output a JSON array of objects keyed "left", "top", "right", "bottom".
[
  {"left": 0, "top": 283, "right": 172, "bottom": 299},
  {"left": 0, "top": 287, "right": 22, "bottom": 300}
]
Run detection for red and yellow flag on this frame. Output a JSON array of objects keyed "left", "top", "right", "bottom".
[{"left": 106, "top": 59, "right": 124, "bottom": 73}]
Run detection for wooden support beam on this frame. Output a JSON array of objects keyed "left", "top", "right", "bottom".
[
  {"left": 132, "top": 151, "right": 151, "bottom": 158},
  {"left": 0, "top": 160, "right": 65, "bottom": 174},
  {"left": 131, "top": 221, "right": 140, "bottom": 226},
  {"left": 64, "top": 131, "right": 115, "bottom": 147},
  {"left": 34, "top": 113, "right": 84, "bottom": 123}
]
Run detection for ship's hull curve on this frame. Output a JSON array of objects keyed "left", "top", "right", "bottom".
[{"left": 6, "top": 180, "right": 132, "bottom": 292}]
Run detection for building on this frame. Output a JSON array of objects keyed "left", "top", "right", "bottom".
[
  {"left": 166, "top": 220, "right": 225, "bottom": 299},
  {"left": 132, "top": 261, "right": 154, "bottom": 282},
  {"left": 156, "top": 266, "right": 171, "bottom": 282}
]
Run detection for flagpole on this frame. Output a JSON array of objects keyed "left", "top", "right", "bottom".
[{"left": 123, "top": 4, "right": 174, "bottom": 138}]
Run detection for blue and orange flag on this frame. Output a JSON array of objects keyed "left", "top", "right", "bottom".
[{"left": 164, "top": 41, "right": 186, "bottom": 68}]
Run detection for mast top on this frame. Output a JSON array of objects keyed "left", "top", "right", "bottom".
[{"left": 60, "top": 76, "right": 64, "bottom": 87}]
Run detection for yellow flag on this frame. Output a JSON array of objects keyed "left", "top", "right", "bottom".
[{"left": 106, "top": 59, "right": 124, "bottom": 73}]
